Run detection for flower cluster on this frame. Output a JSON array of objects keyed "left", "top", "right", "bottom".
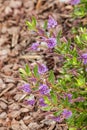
[
  {"left": 39, "top": 84, "right": 50, "bottom": 95},
  {"left": 20, "top": 83, "right": 31, "bottom": 93},
  {"left": 38, "top": 63, "right": 48, "bottom": 74},
  {"left": 51, "top": 109, "right": 72, "bottom": 122},
  {"left": 46, "top": 37, "right": 57, "bottom": 49},
  {"left": 62, "top": 109, "right": 72, "bottom": 119},
  {"left": 47, "top": 16, "right": 57, "bottom": 29}
]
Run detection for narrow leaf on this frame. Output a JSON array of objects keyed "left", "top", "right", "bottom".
[
  {"left": 48, "top": 70, "right": 55, "bottom": 84},
  {"left": 53, "top": 110, "right": 62, "bottom": 116},
  {"left": 32, "top": 17, "right": 37, "bottom": 28},
  {"left": 25, "top": 64, "right": 31, "bottom": 76},
  {"left": 19, "top": 68, "right": 27, "bottom": 76},
  {"left": 33, "top": 65, "right": 39, "bottom": 78},
  {"left": 44, "top": 96, "right": 51, "bottom": 105},
  {"left": 26, "top": 20, "right": 33, "bottom": 30},
  {"left": 50, "top": 91, "right": 58, "bottom": 105},
  {"left": 42, "top": 106, "right": 52, "bottom": 111},
  {"left": 44, "top": 20, "right": 47, "bottom": 30}
]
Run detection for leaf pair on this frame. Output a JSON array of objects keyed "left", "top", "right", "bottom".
[{"left": 26, "top": 17, "right": 37, "bottom": 30}]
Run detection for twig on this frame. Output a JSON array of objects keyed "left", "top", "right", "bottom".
[{"left": 0, "top": 85, "right": 14, "bottom": 97}]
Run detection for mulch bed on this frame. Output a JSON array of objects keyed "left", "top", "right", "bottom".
[{"left": 0, "top": 0, "right": 83, "bottom": 130}]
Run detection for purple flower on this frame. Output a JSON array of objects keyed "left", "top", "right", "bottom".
[
  {"left": 48, "top": 16, "right": 57, "bottom": 29},
  {"left": 38, "top": 63, "right": 48, "bottom": 74},
  {"left": 52, "top": 116, "right": 61, "bottom": 122},
  {"left": 20, "top": 83, "right": 31, "bottom": 93},
  {"left": 39, "top": 98, "right": 47, "bottom": 106},
  {"left": 30, "top": 42, "right": 39, "bottom": 50},
  {"left": 67, "top": 94, "right": 72, "bottom": 100},
  {"left": 81, "top": 53, "right": 87, "bottom": 64},
  {"left": 47, "top": 37, "right": 57, "bottom": 48},
  {"left": 27, "top": 99, "right": 35, "bottom": 105},
  {"left": 70, "top": 0, "right": 80, "bottom": 5},
  {"left": 39, "top": 84, "right": 50, "bottom": 95},
  {"left": 26, "top": 95, "right": 35, "bottom": 106},
  {"left": 62, "top": 109, "right": 72, "bottom": 119}
]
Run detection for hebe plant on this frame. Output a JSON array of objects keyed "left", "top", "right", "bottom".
[
  {"left": 72, "top": 0, "right": 87, "bottom": 18},
  {"left": 19, "top": 2, "right": 87, "bottom": 130}
]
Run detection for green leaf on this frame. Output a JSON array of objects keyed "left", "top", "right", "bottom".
[
  {"left": 48, "top": 70, "right": 55, "bottom": 84},
  {"left": 44, "top": 96, "right": 51, "bottom": 105},
  {"left": 50, "top": 91, "right": 58, "bottom": 105},
  {"left": 32, "top": 17, "right": 37, "bottom": 28},
  {"left": 75, "top": 112, "right": 87, "bottom": 127},
  {"left": 25, "top": 64, "right": 31, "bottom": 76},
  {"left": 19, "top": 68, "right": 27, "bottom": 79},
  {"left": 69, "top": 128, "right": 77, "bottom": 130},
  {"left": 33, "top": 65, "right": 39, "bottom": 78},
  {"left": 44, "top": 20, "right": 47, "bottom": 30},
  {"left": 19, "top": 68, "right": 27, "bottom": 76},
  {"left": 26, "top": 17, "right": 37, "bottom": 30},
  {"left": 26, "top": 20, "right": 33, "bottom": 30},
  {"left": 63, "top": 97, "right": 70, "bottom": 106},
  {"left": 75, "top": 76, "right": 85, "bottom": 87},
  {"left": 53, "top": 110, "right": 62, "bottom": 116},
  {"left": 42, "top": 106, "right": 52, "bottom": 111},
  {"left": 56, "top": 30, "right": 62, "bottom": 45}
]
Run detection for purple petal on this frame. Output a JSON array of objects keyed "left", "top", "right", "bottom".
[
  {"left": 27, "top": 99, "right": 35, "bottom": 106},
  {"left": 81, "top": 53, "right": 87, "bottom": 59},
  {"left": 48, "top": 16, "right": 57, "bottom": 29},
  {"left": 52, "top": 116, "right": 61, "bottom": 122},
  {"left": 20, "top": 83, "right": 31, "bottom": 93},
  {"left": 67, "top": 94, "right": 72, "bottom": 100},
  {"left": 39, "top": 84, "right": 50, "bottom": 95},
  {"left": 39, "top": 98, "right": 47, "bottom": 106},
  {"left": 30, "top": 42, "right": 39, "bottom": 50},
  {"left": 47, "top": 37, "right": 57, "bottom": 49},
  {"left": 25, "top": 95, "right": 35, "bottom": 106},
  {"left": 81, "top": 53, "right": 87, "bottom": 64},
  {"left": 62, "top": 109, "right": 72, "bottom": 119},
  {"left": 38, "top": 63, "right": 48, "bottom": 74}
]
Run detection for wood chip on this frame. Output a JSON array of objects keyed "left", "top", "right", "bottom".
[
  {"left": 8, "top": 110, "right": 20, "bottom": 118},
  {"left": 12, "top": 28, "right": 19, "bottom": 47},
  {"left": 48, "top": 123, "right": 56, "bottom": 130},
  {"left": 9, "top": 0, "right": 22, "bottom": 9},
  {"left": 11, "top": 119, "right": 20, "bottom": 130},
  {"left": 0, "top": 112, "right": 7, "bottom": 119},
  {"left": 28, "top": 122, "right": 40, "bottom": 130},
  {"left": 0, "top": 101, "right": 7, "bottom": 110},
  {"left": 0, "top": 84, "right": 14, "bottom": 97},
  {"left": 19, "top": 120, "right": 28, "bottom": 130}
]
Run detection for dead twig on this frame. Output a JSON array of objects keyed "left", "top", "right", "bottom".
[{"left": 0, "top": 85, "right": 14, "bottom": 97}]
